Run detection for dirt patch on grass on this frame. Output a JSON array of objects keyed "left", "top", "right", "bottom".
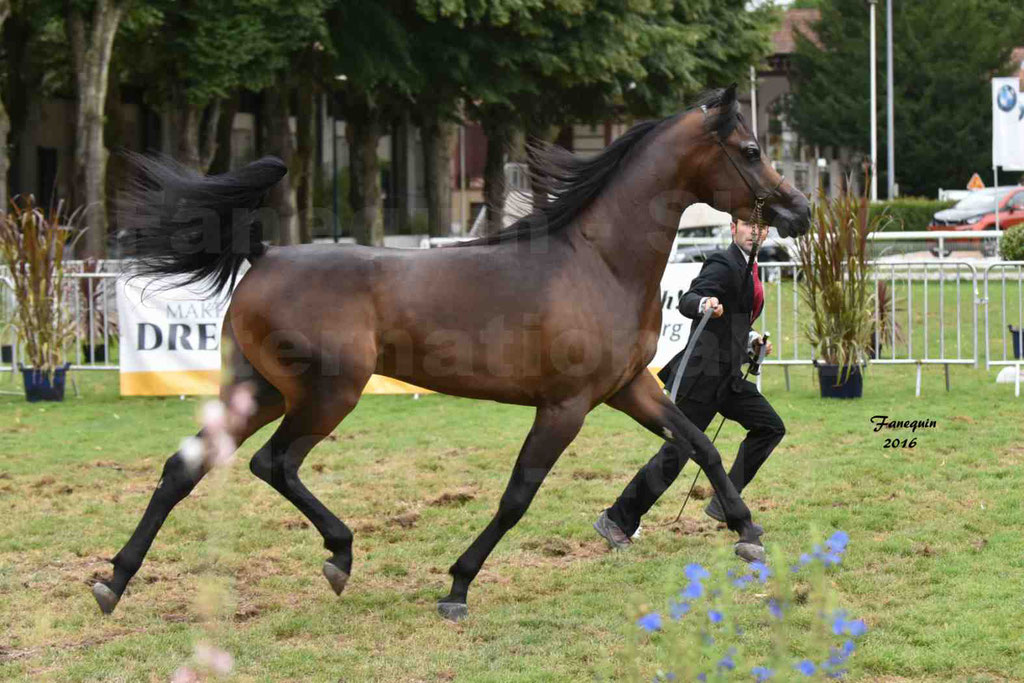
[
  {"left": 509, "top": 539, "right": 607, "bottom": 569},
  {"left": 428, "top": 489, "right": 476, "bottom": 507},
  {"left": 667, "top": 518, "right": 718, "bottom": 537},
  {"left": 388, "top": 511, "right": 420, "bottom": 529},
  {"left": 571, "top": 469, "right": 614, "bottom": 481}
]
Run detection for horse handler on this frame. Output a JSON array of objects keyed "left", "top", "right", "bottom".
[{"left": 595, "top": 219, "right": 786, "bottom": 549}]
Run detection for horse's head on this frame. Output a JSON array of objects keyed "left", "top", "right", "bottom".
[{"left": 692, "top": 85, "right": 811, "bottom": 238}]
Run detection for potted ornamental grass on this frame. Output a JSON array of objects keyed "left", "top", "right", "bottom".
[
  {"left": 0, "top": 196, "right": 81, "bottom": 401},
  {"left": 796, "top": 178, "right": 887, "bottom": 398}
]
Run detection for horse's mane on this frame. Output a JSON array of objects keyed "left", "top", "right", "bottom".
[{"left": 455, "top": 87, "right": 740, "bottom": 248}]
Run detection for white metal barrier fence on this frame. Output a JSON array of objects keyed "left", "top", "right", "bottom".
[
  {"left": 982, "top": 261, "right": 1024, "bottom": 396},
  {"left": 756, "top": 261, "right": 985, "bottom": 397}
]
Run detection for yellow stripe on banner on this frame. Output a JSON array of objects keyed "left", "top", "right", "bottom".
[
  {"left": 119, "top": 368, "right": 667, "bottom": 397},
  {"left": 364, "top": 375, "right": 432, "bottom": 395},
  {"left": 120, "top": 370, "right": 222, "bottom": 396}
]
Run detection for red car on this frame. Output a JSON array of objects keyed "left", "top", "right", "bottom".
[{"left": 928, "top": 186, "right": 1024, "bottom": 256}]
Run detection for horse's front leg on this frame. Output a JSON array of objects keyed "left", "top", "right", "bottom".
[
  {"left": 605, "top": 371, "right": 764, "bottom": 560},
  {"left": 438, "top": 399, "right": 587, "bottom": 622}
]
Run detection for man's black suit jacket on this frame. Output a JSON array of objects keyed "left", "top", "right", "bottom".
[{"left": 657, "top": 242, "right": 759, "bottom": 404}]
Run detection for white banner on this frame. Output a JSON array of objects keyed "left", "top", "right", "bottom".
[
  {"left": 993, "top": 77, "right": 1024, "bottom": 171},
  {"left": 651, "top": 262, "right": 704, "bottom": 369},
  {"left": 116, "top": 276, "right": 231, "bottom": 396},
  {"left": 112, "top": 261, "right": 707, "bottom": 395}
]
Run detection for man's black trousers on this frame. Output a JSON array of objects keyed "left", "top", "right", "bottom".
[{"left": 607, "top": 377, "right": 785, "bottom": 537}]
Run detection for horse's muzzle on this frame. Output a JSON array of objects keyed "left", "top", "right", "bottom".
[{"left": 767, "top": 195, "right": 812, "bottom": 238}]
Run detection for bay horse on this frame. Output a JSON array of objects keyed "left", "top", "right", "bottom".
[{"left": 94, "top": 85, "right": 810, "bottom": 621}]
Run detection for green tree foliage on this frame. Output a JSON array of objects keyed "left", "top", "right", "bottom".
[
  {"left": 788, "top": 0, "right": 1024, "bottom": 198},
  {"left": 415, "top": 0, "right": 777, "bottom": 233}
]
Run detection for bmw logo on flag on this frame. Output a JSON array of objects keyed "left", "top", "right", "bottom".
[{"left": 997, "top": 84, "right": 1017, "bottom": 112}]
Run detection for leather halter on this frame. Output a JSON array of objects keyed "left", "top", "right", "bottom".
[{"left": 701, "top": 104, "right": 786, "bottom": 224}]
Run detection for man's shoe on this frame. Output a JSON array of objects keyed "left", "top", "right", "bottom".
[
  {"left": 593, "top": 510, "right": 632, "bottom": 550},
  {"left": 705, "top": 497, "right": 764, "bottom": 537}
]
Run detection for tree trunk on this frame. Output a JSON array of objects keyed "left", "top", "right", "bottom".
[
  {"left": 482, "top": 117, "right": 511, "bottom": 236},
  {"left": 199, "top": 99, "right": 220, "bottom": 173},
  {"left": 159, "top": 109, "right": 174, "bottom": 156},
  {"left": 263, "top": 76, "right": 298, "bottom": 245},
  {"left": 421, "top": 109, "right": 454, "bottom": 237},
  {"left": 392, "top": 111, "right": 413, "bottom": 234},
  {"left": 295, "top": 78, "right": 316, "bottom": 243},
  {"left": 208, "top": 92, "right": 240, "bottom": 175},
  {"left": 0, "top": 1, "right": 10, "bottom": 210},
  {"left": 346, "top": 103, "right": 383, "bottom": 246},
  {"left": 68, "top": 0, "right": 125, "bottom": 260},
  {"left": 171, "top": 99, "right": 220, "bottom": 173}
]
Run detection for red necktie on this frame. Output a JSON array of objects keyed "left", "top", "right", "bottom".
[{"left": 751, "top": 260, "right": 764, "bottom": 323}]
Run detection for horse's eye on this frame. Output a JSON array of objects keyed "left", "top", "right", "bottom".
[{"left": 743, "top": 145, "right": 761, "bottom": 161}]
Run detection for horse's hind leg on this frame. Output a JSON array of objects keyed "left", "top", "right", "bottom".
[
  {"left": 439, "top": 399, "right": 587, "bottom": 621},
  {"left": 91, "top": 373, "right": 285, "bottom": 615},
  {"left": 247, "top": 385, "right": 365, "bottom": 597}
]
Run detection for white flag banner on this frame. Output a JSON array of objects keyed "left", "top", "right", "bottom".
[
  {"left": 116, "top": 275, "right": 231, "bottom": 396},
  {"left": 993, "top": 77, "right": 1024, "bottom": 171},
  {"left": 113, "top": 262, "right": 705, "bottom": 395},
  {"left": 651, "top": 262, "right": 704, "bottom": 369}
]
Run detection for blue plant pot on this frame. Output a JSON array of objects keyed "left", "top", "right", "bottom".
[
  {"left": 816, "top": 364, "right": 863, "bottom": 399},
  {"left": 21, "top": 364, "right": 70, "bottom": 402},
  {"left": 1010, "top": 326, "right": 1022, "bottom": 360}
]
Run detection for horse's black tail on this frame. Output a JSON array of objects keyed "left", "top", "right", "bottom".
[{"left": 118, "top": 153, "right": 287, "bottom": 295}]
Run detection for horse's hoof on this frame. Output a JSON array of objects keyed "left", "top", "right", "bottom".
[
  {"left": 92, "top": 582, "right": 120, "bottom": 615},
  {"left": 322, "top": 561, "right": 349, "bottom": 596},
  {"left": 735, "top": 542, "right": 766, "bottom": 564},
  {"left": 437, "top": 601, "right": 468, "bottom": 622}
]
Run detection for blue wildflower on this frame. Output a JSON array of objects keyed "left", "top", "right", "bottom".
[
  {"left": 697, "top": 674, "right": 707, "bottom": 682},
  {"left": 792, "top": 553, "right": 813, "bottom": 572},
  {"left": 841, "top": 640, "right": 856, "bottom": 656},
  {"left": 751, "top": 665, "right": 775, "bottom": 681},
  {"left": 733, "top": 574, "right": 754, "bottom": 589},
  {"left": 636, "top": 612, "right": 662, "bottom": 632},
  {"left": 845, "top": 619, "right": 867, "bottom": 637},
  {"left": 717, "top": 648, "right": 737, "bottom": 671},
  {"left": 708, "top": 609, "right": 724, "bottom": 624},
  {"left": 794, "top": 659, "right": 816, "bottom": 676},
  {"left": 682, "top": 581, "right": 705, "bottom": 600},
  {"left": 826, "top": 530, "right": 850, "bottom": 553},
  {"left": 750, "top": 561, "right": 773, "bottom": 582},
  {"left": 825, "top": 669, "right": 848, "bottom": 679},
  {"left": 768, "top": 598, "right": 784, "bottom": 620},
  {"left": 823, "top": 644, "right": 851, "bottom": 669},
  {"left": 829, "top": 609, "right": 849, "bottom": 635},
  {"left": 823, "top": 552, "right": 844, "bottom": 566},
  {"left": 669, "top": 600, "right": 691, "bottom": 620},
  {"left": 685, "top": 563, "right": 710, "bottom": 581}
]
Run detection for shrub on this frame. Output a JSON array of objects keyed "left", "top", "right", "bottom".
[
  {"left": 0, "top": 197, "right": 81, "bottom": 373},
  {"left": 796, "top": 179, "right": 887, "bottom": 373},
  {"left": 999, "top": 224, "right": 1024, "bottom": 261},
  {"left": 867, "top": 198, "right": 954, "bottom": 232}
]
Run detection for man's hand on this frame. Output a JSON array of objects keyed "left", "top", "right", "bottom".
[
  {"left": 753, "top": 335, "right": 773, "bottom": 356},
  {"left": 702, "top": 296, "right": 724, "bottom": 318}
]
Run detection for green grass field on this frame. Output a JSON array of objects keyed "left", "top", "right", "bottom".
[{"left": 1, "top": 366, "right": 1022, "bottom": 682}]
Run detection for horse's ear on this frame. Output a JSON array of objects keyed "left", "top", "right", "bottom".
[{"left": 723, "top": 83, "right": 738, "bottom": 105}]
